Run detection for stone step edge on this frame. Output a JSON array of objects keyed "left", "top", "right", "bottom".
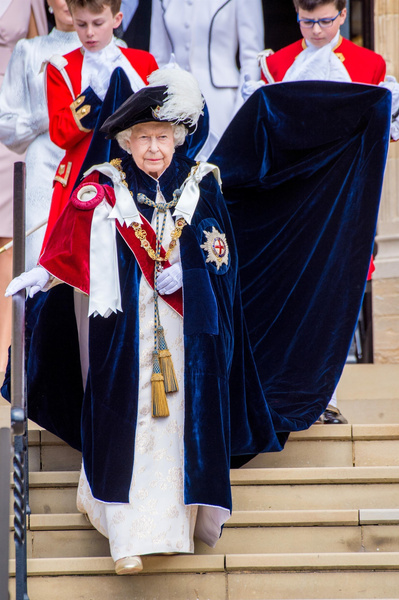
[
  {"left": 11, "top": 466, "right": 399, "bottom": 489},
  {"left": 294, "top": 424, "right": 399, "bottom": 441},
  {"left": 4, "top": 420, "right": 399, "bottom": 445},
  {"left": 9, "top": 555, "right": 224, "bottom": 576},
  {"left": 9, "top": 552, "right": 399, "bottom": 577},
  {"left": 226, "top": 552, "right": 399, "bottom": 571},
  {"left": 231, "top": 466, "right": 399, "bottom": 485},
  {"left": 9, "top": 508, "right": 399, "bottom": 532}
]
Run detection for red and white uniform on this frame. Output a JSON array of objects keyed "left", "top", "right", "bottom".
[
  {"left": 42, "top": 44, "right": 158, "bottom": 250},
  {"left": 262, "top": 36, "right": 386, "bottom": 85}
]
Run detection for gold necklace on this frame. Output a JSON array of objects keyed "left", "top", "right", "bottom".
[
  {"left": 131, "top": 218, "right": 186, "bottom": 262},
  {"left": 110, "top": 158, "right": 187, "bottom": 263}
]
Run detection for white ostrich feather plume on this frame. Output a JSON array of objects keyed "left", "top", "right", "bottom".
[{"left": 147, "top": 65, "right": 204, "bottom": 128}]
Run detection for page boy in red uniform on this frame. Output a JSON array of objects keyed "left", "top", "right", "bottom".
[
  {"left": 259, "top": 0, "right": 385, "bottom": 86},
  {"left": 42, "top": 0, "right": 158, "bottom": 250}
]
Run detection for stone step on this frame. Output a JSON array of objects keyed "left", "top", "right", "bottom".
[
  {"left": 337, "top": 364, "right": 399, "bottom": 424},
  {"left": 231, "top": 466, "right": 399, "bottom": 511},
  {"left": 10, "top": 508, "right": 399, "bottom": 530},
  {"left": 8, "top": 553, "right": 399, "bottom": 600},
  {"left": 5, "top": 422, "right": 399, "bottom": 471},
  {"left": 231, "top": 466, "right": 399, "bottom": 484},
  {"left": 8, "top": 507, "right": 399, "bottom": 532},
  {"left": 9, "top": 466, "right": 399, "bottom": 514},
  {"left": 4, "top": 361, "right": 399, "bottom": 600},
  {"left": 9, "top": 519, "right": 399, "bottom": 559},
  {"left": 17, "top": 465, "right": 399, "bottom": 487},
  {"left": 247, "top": 424, "right": 399, "bottom": 468}
]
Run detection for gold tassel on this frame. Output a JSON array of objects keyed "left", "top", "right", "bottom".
[
  {"left": 157, "top": 327, "right": 179, "bottom": 393},
  {"left": 151, "top": 373, "right": 170, "bottom": 417},
  {"left": 159, "top": 348, "right": 179, "bottom": 393},
  {"left": 151, "top": 352, "right": 169, "bottom": 418}
]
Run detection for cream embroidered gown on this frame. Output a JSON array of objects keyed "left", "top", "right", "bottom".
[{"left": 76, "top": 186, "right": 199, "bottom": 561}]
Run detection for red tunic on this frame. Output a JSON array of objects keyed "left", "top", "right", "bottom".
[
  {"left": 262, "top": 36, "right": 386, "bottom": 85},
  {"left": 42, "top": 46, "right": 158, "bottom": 251}
]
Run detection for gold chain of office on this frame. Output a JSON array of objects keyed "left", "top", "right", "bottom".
[{"left": 110, "top": 158, "right": 187, "bottom": 263}]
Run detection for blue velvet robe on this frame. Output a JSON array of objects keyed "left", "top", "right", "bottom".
[
  {"left": 211, "top": 80, "right": 392, "bottom": 434},
  {"left": 5, "top": 154, "right": 262, "bottom": 512},
  {"left": 2, "top": 81, "right": 391, "bottom": 511}
]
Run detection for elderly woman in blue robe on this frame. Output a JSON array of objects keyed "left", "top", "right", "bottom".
[
  {"left": 4, "top": 67, "right": 258, "bottom": 575},
  {"left": 4, "top": 69, "right": 392, "bottom": 575}
]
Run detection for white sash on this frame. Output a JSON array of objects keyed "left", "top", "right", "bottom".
[
  {"left": 84, "top": 163, "right": 143, "bottom": 226},
  {"left": 73, "top": 182, "right": 122, "bottom": 318},
  {"left": 173, "top": 162, "right": 222, "bottom": 224}
]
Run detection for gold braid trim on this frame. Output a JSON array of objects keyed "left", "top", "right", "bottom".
[{"left": 70, "top": 95, "right": 92, "bottom": 132}]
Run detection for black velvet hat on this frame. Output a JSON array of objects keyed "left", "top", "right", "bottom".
[
  {"left": 100, "top": 86, "right": 168, "bottom": 139},
  {"left": 100, "top": 67, "right": 205, "bottom": 139}
]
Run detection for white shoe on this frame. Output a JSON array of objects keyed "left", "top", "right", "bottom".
[{"left": 114, "top": 555, "right": 143, "bottom": 575}]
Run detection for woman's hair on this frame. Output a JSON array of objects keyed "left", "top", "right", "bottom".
[
  {"left": 116, "top": 123, "right": 188, "bottom": 153},
  {"left": 293, "top": 0, "right": 346, "bottom": 11},
  {"left": 66, "top": 0, "right": 121, "bottom": 15}
]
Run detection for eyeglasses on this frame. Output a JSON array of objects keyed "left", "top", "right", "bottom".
[{"left": 297, "top": 11, "right": 342, "bottom": 28}]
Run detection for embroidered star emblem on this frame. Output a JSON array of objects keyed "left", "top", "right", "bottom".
[{"left": 200, "top": 227, "right": 229, "bottom": 270}]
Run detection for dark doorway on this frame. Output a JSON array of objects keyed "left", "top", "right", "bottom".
[
  {"left": 350, "top": 0, "right": 375, "bottom": 49},
  {"left": 262, "top": 0, "right": 298, "bottom": 51}
]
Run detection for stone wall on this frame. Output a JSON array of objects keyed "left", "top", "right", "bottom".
[{"left": 372, "top": 0, "right": 399, "bottom": 362}]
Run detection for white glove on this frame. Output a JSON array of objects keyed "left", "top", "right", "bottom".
[
  {"left": 391, "top": 119, "right": 399, "bottom": 142},
  {"left": 5, "top": 266, "right": 50, "bottom": 298},
  {"left": 241, "top": 73, "right": 265, "bottom": 102},
  {"left": 379, "top": 76, "right": 399, "bottom": 141},
  {"left": 157, "top": 263, "right": 182, "bottom": 295}
]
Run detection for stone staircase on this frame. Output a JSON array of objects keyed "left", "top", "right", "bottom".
[{"left": 3, "top": 364, "right": 399, "bottom": 600}]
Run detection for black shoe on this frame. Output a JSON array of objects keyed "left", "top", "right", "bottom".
[{"left": 316, "top": 405, "right": 348, "bottom": 424}]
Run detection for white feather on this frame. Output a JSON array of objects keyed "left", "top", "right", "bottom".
[{"left": 147, "top": 66, "right": 204, "bottom": 128}]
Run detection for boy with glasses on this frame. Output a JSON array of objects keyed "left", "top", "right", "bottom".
[{"left": 254, "top": 0, "right": 386, "bottom": 86}]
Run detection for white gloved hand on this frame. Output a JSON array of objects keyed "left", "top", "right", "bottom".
[
  {"left": 157, "top": 262, "right": 182, "bottom": 295},
  {"left": 379, "top": 76, "right": 399, "bottom": 141},
  {"left": 241, "top": 73, "right": 265, "bottom": 102},
  {"left": 5, "top": 266, "right": 50, "bottom": 298},
  {"left": 391, "top": 119, "right": 399, "bottom": 141}
]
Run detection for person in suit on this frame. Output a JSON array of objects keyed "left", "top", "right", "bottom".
[
  {"left": 117, "top": 0, "right": 152, "bottom": 50},
  {"left": 150, "top": 0, "right": 264, "bottom": 157}
]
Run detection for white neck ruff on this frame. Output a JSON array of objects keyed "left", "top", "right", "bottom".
[{"left": 283, "top": 30, "right": 351, "bottom": 83}]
